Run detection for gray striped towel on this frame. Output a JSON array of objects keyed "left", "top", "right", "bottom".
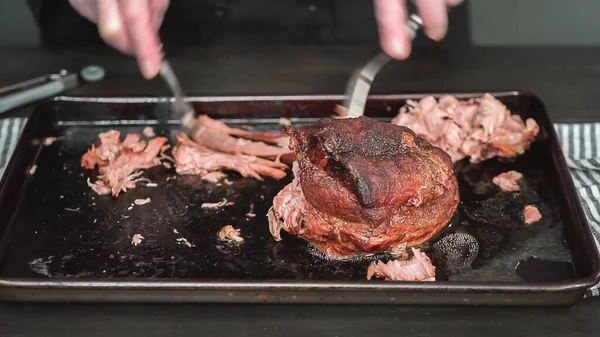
[
  {"left": 0, "top": 118, "right": 599, "bottom": 297},
  {"left": 554, "top": 124, "right": 600, "bottom": 297},
  {"left": 0, "top": 118, "right": 26, "bottom": 177}
]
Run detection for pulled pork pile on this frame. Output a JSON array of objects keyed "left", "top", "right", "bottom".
[
  {"left": 81, "top": 130, "right": 169, "bottom": 196},
  {"left": 392, "top": 94, "right": 540, "bottom": 163},
  {"left": 173, "top": 115, "right": 292, "bottom": 181},
  {"left": 268, "top": 116, "right": 459, "bottom": 258}
]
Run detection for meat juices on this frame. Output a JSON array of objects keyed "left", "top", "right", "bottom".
[
  {"left": 367, "top": 248, "right": 436, "bottom": 281},
  {"left": 392, "top": 94, "right": 540, "bottom": 163},
  {"left": 81, "top": 130, "right": 168, "bottom": 196},
  {"left": 523, "top": 205, "right": 542, "bottom": 224},
  {"left": 492, "top": 170, "right": 523, "bottom": 192},
  {"left": 268, "top": 117, "right": 459, "bottom": 258}
]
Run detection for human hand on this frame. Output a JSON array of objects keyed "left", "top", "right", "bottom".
[
  {"left": 373, "top": 0, "right": 463, "bottom": 60},
  {"left": 69, "top": 0, "right": 170, "bottom": 79}
]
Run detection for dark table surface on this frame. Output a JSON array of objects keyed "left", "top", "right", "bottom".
[{"left": 1, "top": 45, "right": 600, "bottom": 336}]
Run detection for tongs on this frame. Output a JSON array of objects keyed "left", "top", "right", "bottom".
[
  {"left": 0, "top": 70, "right": 78, "bottom": 114},
  {"left": 343, "top": 14, "right": 424, "bottom": 118}
]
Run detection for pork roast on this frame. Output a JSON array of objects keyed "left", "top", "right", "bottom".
[{"left": 268, "top": 116, "right": 459, "bottom": 258}]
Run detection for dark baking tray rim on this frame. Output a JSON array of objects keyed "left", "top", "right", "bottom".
[{"left": 1, "top": 91, "right": 599, "bottom": 305}]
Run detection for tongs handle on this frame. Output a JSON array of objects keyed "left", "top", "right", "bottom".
[
  {"left": 0, "top": 70, "right": 78, "bottom": 114},
  {"left": 343, "top": 14, "right": 423, "bottom": 118}
]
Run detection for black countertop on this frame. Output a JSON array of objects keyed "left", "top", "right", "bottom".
[
  {"left": 2, "top": 45, "right": 600, "bottom": 122},
  {"left": 1, "top": 45, "right": 600, "bottom": 336}
]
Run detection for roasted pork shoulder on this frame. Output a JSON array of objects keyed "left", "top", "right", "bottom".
[{"left": 268, "top": 116, "right": 459, "bottom": 258}]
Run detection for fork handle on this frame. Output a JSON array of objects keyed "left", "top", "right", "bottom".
[{"left": 344, "top": 14, "right": 424, "bottom": 118}]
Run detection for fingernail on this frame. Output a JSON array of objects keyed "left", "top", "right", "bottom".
[
  {"left": 141, "top": 60, "right": 158, "bottom": 79},
  {"left": 388, "top": 38, "right": 409, "bottom": 59},
  {"left": 427, "top": 27, "right": 447, "bottom": 42}
]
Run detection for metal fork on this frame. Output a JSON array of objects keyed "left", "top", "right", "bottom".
[
  {"left": 343, "top": 14, "right": 424, "bottom": 118},
  {"left": 159, "top": 59, "right": 195, "bottom": 128}
]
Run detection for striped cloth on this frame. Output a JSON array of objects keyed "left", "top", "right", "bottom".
[
  {"left": 0, "top": 118, "right": 599, "bottom": 297},
  {"left": 0, "top": 118, "right": 26, "bottom": 177},
  {"left": 554, "top": 124, "right": 600, "bottom": 297}
]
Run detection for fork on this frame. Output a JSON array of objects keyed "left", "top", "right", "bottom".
[
  {"left": 159, "top": 59, "right": 196, "bottom": 129},
  {"left": 343, "top": 14, "right": 424, "bottom": 118}
]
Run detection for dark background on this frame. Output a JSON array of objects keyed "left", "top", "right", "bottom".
[{"left": 32, "top": 0, "right": 470, "bottom": 49}]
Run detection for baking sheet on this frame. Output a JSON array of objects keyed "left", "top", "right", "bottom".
[{"left": 0, "top": 93, "right": 598, "bottom": 305}]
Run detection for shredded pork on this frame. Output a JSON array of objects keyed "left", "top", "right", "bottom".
[
  {"left": 142, "top": 126, "right": 156, "bottom": 138},
  {"left": 201, "top": 198, "right": 234, "bottom": 209},
  {"left": 131, "top": 234, "right": 144, "bottom": 246},
  {"left": 218, "top": 225, "right": 244, "bottom": 243},
  {"left": 173, "top": 114, "right": 295, "bottom": 180},
  {"left": 134, "top": 198, "right": 151, "bottom": 206},
  {"left": 492, "top": 170, "right": 523, "bottom": 192},
  {"left": 523, "top": 205, "right": 542, "bottom": 224},
  {"left": 392, "top": 94, "right": 540, "bottom": 163},
  {"left": 82, "top": 130, "right": 168, "bottom": 196},
  {"left": 195, "top": 115, "right": 289, "bottom": 145},
  {"left": 173, "top": 134, "right": 288, "bottom": 181},
  {"left": 200, "top": 171, "right": 228, "bottom": 183},
  {"left": 367, "top": 248, "right": 436, "bottom": 281}
]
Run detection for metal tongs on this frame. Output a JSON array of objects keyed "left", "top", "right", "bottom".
[
  {"left": 0, "top": 70, "right": 78, "bottom": 114},
  {"left": 159, "top": 59, "right": 196, "bottom": 129},
  {"left": 343, "top": 14, "right": 424, "bottom": 118}
]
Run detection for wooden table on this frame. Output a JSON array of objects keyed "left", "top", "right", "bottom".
[{"left": 1, "top": 45, "right": 599, "bottom": 336}]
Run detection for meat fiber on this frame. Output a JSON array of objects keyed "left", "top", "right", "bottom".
[
  {"left": 218, "top": 225, "right": 244, "bottom": 243},
  {"left": 191, "top": 115, "right": 292, "bottom": 160},
  {"left": 173, "top": 133, "right": 287, "bottom": 180},
  {"left": 174, "top": 114, "right": 293, "bottom": 180},
  {"left": 492, "top": 170, "right": 523, "bottom": 192},
  {"left": 367, "top": 248, "right": 436, "bottom": 281},
  {"left": 82, "top": 130, "right": 168, "bottom": 196},
  {"left": 201, "top": 198, "right": 234, "bottom": 209},
  {"left": 268, "top": 117, "right": 459, "bottom": 258},
  {"left": 392, "top": 94, "right": 540, "bottom": 163},
  {"left": 196, "top": 115, "right": 287, "bottom": 144}
]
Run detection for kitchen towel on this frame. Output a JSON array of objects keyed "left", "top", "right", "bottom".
[
  {"left": 0, "top": 118, "right": 599, "bottom": 297},
  {"left": 0, "top": 118, "right": 26, "bottom": 178},
  {"left": 554, "top": 123, "right": 600, "bottom": 298}
]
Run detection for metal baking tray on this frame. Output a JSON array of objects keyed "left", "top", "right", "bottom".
[{"left": 0, "top": 92, "right": 598, "bottom": 305}]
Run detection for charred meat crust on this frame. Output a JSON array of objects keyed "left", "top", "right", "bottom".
[{"left": 284, "top": 117, "right": 454, "bottom": 209}]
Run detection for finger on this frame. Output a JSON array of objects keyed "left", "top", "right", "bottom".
[
  {"left": 97, "top": 0, "right": 133, "bottom": 54},
  {"left": 69, "top": 0, "right": 99, "bottom": 22},
  {"left": 414, "top": 0, "right": 448, "bottom": 41},
  {"left": 373, "top": 0, "right": 410, "bottom": 60},
  {"left": 119, "top": 0, "right": 163, "bottom": 79},
  {"left": 446, "top": 0, "right": 464, "bottom": 7},
  {"left": 150, "top": 0, "right": 170, "bottom": 31}
]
